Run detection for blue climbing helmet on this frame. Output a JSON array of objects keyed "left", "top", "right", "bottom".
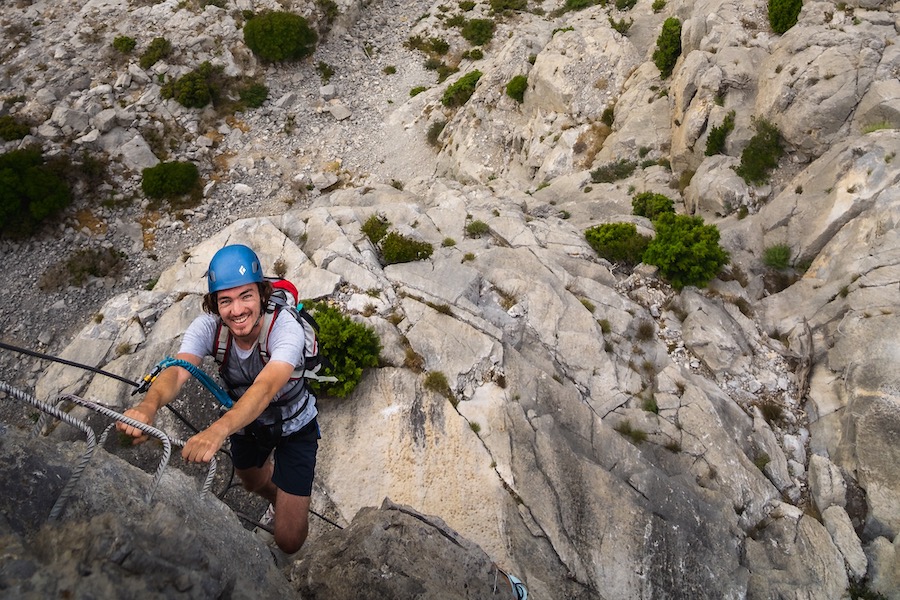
[{"left": 207, "top": 244, "right": 263, "bottom": 293}]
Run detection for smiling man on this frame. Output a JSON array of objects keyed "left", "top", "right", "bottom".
[{"left": 118, "top": 244, "right": 318, "bottom": 559}]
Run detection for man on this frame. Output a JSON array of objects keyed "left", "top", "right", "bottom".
[{"left": 119, "top": 244, "right": 318, "bottom": 557}]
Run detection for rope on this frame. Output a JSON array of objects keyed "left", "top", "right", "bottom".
[{"left": 0, "top": 382, "right": 97, "bottom": 520}]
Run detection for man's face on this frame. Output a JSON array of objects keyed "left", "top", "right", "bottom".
[{"left": 216, "top": 283, "right": 262, "bottom": 341}]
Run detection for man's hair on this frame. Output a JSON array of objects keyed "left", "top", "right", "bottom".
[{"left": 202, "top": 281, "right": 273, "bottom": 316}]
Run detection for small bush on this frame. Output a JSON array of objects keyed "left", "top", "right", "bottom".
[
  {"left": 615, "top": 419, "right": 647, "bottom": 444},
  {"left": 307, "top": 302, "right": 381, "bottom": 398},
  {"left": 584, "top": 222, "right": 650, "bottom": 265},
  {"left": 161, "top": 63, "right": 215, "bottom": 108},
  {"left": 601, "top": 106, "right": 615, "bottom": 126},
  {"left": 735, "top": 118, "right": 783, "bottom": 185},
  {"left": 381, "top": 232, "right": 434, "bottom": 265},
  {"left": 506, "top": 75, "right": 527, "bottom": 103},
  {"left": 442, "top": 70, "right": 482, "bottom": 107},
  {"left": 424, "top": 371, "right": 454, "bottom": 398},
  {"left": 112, "top": 35, "right": 136, "bottom": 54},
  {"left": 562, "top": 0, "right": 594, "bottom": 11},
  {"left": 651, "top": 0, "right": 666, "bottom": 12},
  {"left": 462, "top": 48, "right": 484, "bottom": 60},
  {"left": 763, "top": 244, "right": 791, "bottom": 270},
  {"left": 0, "top": 115, "right": 30, "bottom": 141},
  {"left": 652, "top": 17, "right": 682, "bottom": 78},
  {"left": 410, "top": 86, "right": 428, "bottom": 97},
  {"left": 316, "top": 61, "right": 335, "bottom": 83},
  {"left": 490, "top": 0, "right": 526, "bottom": 12},
  {"left": 466, "top": 220, "right": 490, "bottom": 237},
  {"left": 383, "top": 65, "right": 397, "bottom": 75},
  {"left": 590, "top": 159, "right": 637, "bottom": 183},
  {"left": 238, "top": 82, "right": 269, "bottom": 108},
  {"left": 705, "top": 110, "right": 735, "bottom": 156},
  {"left": 642, "top": 213, "right": 729, "bottom": 288},
  {"left": 139, "top": 37, "right": 172, "bottom": 70},
  {"left": 141, "top": 161, "right": 200, "bottom": 199},
  {"left": 768, "top": 0, "right": 802, "bottom": 34},
  {"left": 461, "top": 19, "right": 495, "bottom": 45},
  {"left": 0, "top": 147, "right": 72, "bottom": 236},
  {"left": 459, "top": 0, "right": 477, "bottom": 9},
  {"left": 609, "top": 16, "right": 633, "bottom": 35},
  {"left": 631, "top": 192, "right": 675, "bottom": 220},
  {"left": 426, "top": 120, "right": 447, "bottom": 147},
  {"left": 361, "top": 214, "right": 390, "bottom": 244},
  {"left": 442, "top": 237, "right": 456, "bottom": 247},
  {"left": 243, "top": 11, "right": 318, "bottom": 62}
]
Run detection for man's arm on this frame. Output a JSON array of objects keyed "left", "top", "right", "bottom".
[
  {"left": 117, "top": 352, "right": 199, "bottom": 443},
  {"left": 181, "top": 360, "right": 296, "bottom": 463}
]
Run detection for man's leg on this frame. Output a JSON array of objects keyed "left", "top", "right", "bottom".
[
  {"left": 273, "top": 489, "right": 310, "bottom": 554},
  {"left": 236, "top": 461, "right": 277, "bottom": 505}
]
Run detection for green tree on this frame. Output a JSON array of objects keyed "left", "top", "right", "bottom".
[
  {"left": 735, "top": 118, "right": 783, "bottom": 185},
  {"left": 461, "top": 19, "right": 496, "bottom": 45},
  {"left": 705, "top": 110, "right": 735, "bottom": 156},
  {"left": 642, "top": 212, "right": 729, "bottom": 288},
  {"left": 141, "top": 161, "right": 200, "bottom": 199},
  {"left": 442, "top": 70, "right": 482, "bottom": 107},
  {"left": 307, "top": 303, "right": 381, "bottom": 398},
  {"left": 584, "top": 222, "right": 650, "bottom": 266},
  {"left": 632, "top": 192, "right": 675, "bottom": 220},
  {"left": 768, "top": 0, "right": 802, "bottom": 34},
  {"left": 0, "top": 147, "right": 71, "bottom": 236},
  {"left": 652, "top": 17, "right": 682, "bottom": 78},
  {"left": 506, "top": 75, "right": 528, "bottom": 103},
  {"left": 243, "top": 11, "right": 318, "bottom": 62}
]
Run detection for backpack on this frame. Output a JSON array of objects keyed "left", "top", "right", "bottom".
[{"left": 213, "top": 277, "right": 336, "bottom": 385}]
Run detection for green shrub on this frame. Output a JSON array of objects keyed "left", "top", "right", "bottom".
[
  {"left": 424, "top": 371, "right": 454, "bottom": 398},
  {"left": 112, "top": 35, "right": 136, "bottom": 54},
  {"left": 141, "top": 161, "right": 200, "bottom": 199},
  {"left": 584, "top": 222, "right": 650, "bottom": 265},
  {"left": 410, "top": 86, "right": 428, "bottom": 97},
  {"left": 0, "top": 147, "right": 72, "bottom": 236},
  {"left": 459, "top": 0, "right": 477, "bottom": 9},
  {"left": 506, "top": 75, "right": 527, "bottom": 103},
  {"left": 238, "top": 82, "right": 269, "bottom": 108},
  {"left": 0, "top": 115, "right": 30, "bottom": 141},
  {"left": 466, "top": 220, "right": 490, "bottom": 237},
  {"left": 705, "top": 110, "right": 735, "bottom": 156},
  {"left": 442, "top": 70, "right": 482, "bottom": 107},
  {"left": 652, "top": 17, "right": 682, "bottom": 78},
  {"left": 243, "top": 11, "right": 318, "bottom": 62},
  {"left": 651, "top": 0, "right": 666, "bottom": 12},
  {"left": 735, "top": 118, "right": 783, "bottom": 185},
  {"left": 642, "top": 212, "right": 729, "bottom": 288},
  {"left": 490, "top": 0, "right": 527, "bottom": 12},
  {"left": 632, "top": 192, "right": 675, "bottom": 220},
  {"left": 615, "top": 0, "right": 637, "bottom": 9},
  {"left": 426, "top": 120, "right": 447, "bottom": 147},
  {"left": 381, "top": 232, "right": 434, "bottom": 265},
  {"left": 461, "top": 19, "right": 495, "bottom": 45},
  {"left": 763, "top": 244, "right": 791, "bottom": 270},
  {"left": 462, "top": 48, "right": 484, "bottom": 60},
  {"left": 361, "top": 214, "right": 390, "bottom": 244},
  {"left": 768, "top": 0, "right": 802, "bottom": 34},
  {"left": 601, "top": 106, "right": 615, "bottom": 126},
  {"left": 609, "top": 16, "right": 633, "bottom": 35},
  {"left": 563, "top": 0, "right": 594, "bottom": 11},
  {"left": 306, "top": 302, "right": 381, "bottom": 398},
  {"left": 161, "top": 64, "right": 214, "bottom": 109},
  {"left": 317, "top": 61, "right": 335, "bottom": 83},
  {"left": 429, "top": 37, "right": 450, "bottom": 55},
  {"left": 316, "top": 0, "right": 340, "bottom": 29},
  {"left": 590, "top": 159, "right": 637, "bottom": 183},
  {"left": 139, "top": 37, "right": 172, "bottom": 70}
]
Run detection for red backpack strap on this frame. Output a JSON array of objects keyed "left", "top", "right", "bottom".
[{"left": 213, "top": 320, "right": 232, "bottom": 366}]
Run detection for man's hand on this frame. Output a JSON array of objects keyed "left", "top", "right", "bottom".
[
  {"left": 117, "top": 403, "right": 156, "bottom": 445},
  {"left": 182, "top": 428, "right": 227, "bottom": 464}
]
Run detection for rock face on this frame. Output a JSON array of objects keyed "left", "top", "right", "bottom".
[{"left": 1, "top": 0, "right": 900, "bottom": 597}]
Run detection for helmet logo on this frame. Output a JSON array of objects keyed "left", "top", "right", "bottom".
[{"left": 239, "top": 266, "right": 246, "bottom": 276}]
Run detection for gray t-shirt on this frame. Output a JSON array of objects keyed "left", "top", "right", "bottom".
[{"left": 179, "top": 309, "right": 317, "bottom": 435}]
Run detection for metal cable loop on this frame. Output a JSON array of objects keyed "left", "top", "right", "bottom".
[
  {"left": 0, "top": 382, "right": 97, "bottom": 521},
  {"left": 59, "top": 394, "right": 172, "bottom": 503},
  {"left": 61, "top": 395, "right": 215, "bottom": 499}
]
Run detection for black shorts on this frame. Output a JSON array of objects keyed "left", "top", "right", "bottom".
[{"left": 230, "top": 418, "right": 320, "bottom": 497}]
